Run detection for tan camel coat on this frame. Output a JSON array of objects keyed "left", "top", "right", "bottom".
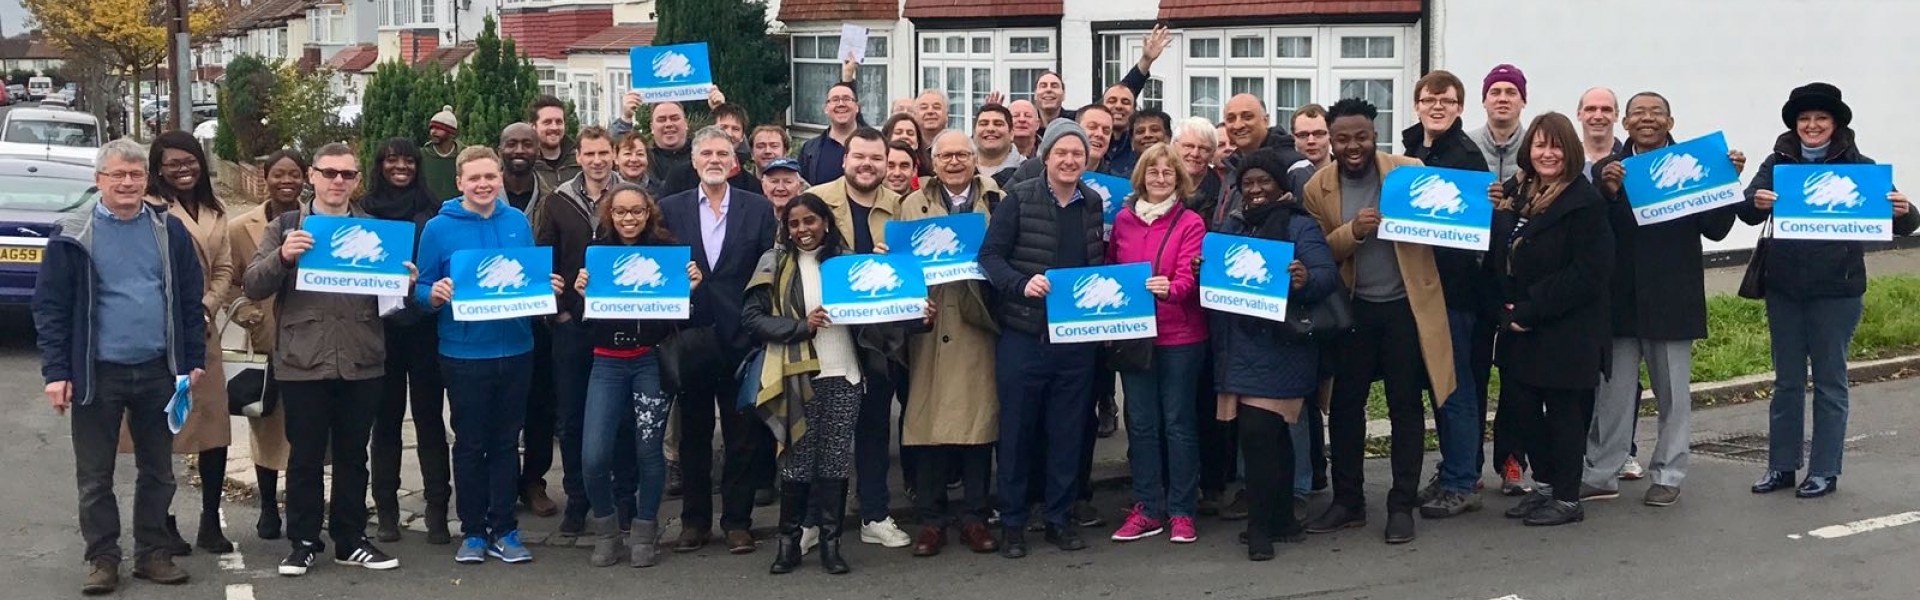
[
  {"left": 881, "top": 176, "right": 1003, "bottom": 445},
  {"left": 122, "top": 197, "right": 232, "bottom": 454}
]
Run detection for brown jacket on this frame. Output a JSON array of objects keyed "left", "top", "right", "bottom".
[
  {"left": 130, "top": 198, "right": 231, "bottom": 453},
  {"left": 1302, "top": 153, "right": 1456, "bottom": 403},
  {"left": 804, "top": 177, "right": 899, "bottom": 251},
  {"left": 887, "top": 177, "right": 1003, "bottom": 446},
  {"left": 241, "top": 202, "right": 387, "bottom": 382},
  {"left": 227, "top": 201, "right": 296, "bottom": 470}
]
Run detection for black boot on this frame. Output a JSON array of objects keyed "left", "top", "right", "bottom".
[
  {"left": 424, "top": 501, "right": 451, "bottom": 545},
  {"left": 255, "top": 467, "right": 282, "bottom": 540},
  {"left": 163, "top": 515, "right": 191, "bottom": 556},
  {"left": 769, "top": 480, "right": 809, "bottom": 575},
  {"left": 815, "top": 479, "right": 851, "bottom": 575},
  {"left": 374, "top": 497, "right": 402, "bottom": 543},
  {"left": 195, "top": 511, "right": 234, "bottom": 554}
]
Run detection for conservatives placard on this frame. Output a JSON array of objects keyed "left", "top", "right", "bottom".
[
  {"left": 885, "top": 213, "right": 987, "bottom": 285},
  {"left": 584, "top": 246, "right": 693, "bottom": 319},
  {"left": 1198, "top": 233, "right": 1294, "bottom": 322},
  {"left": 1773, "top": 164, "right": 1895, "bottom": 241},
  {"left": 820, "top": 254, "right": 929, "bottom": 325},
  {"left": 1377, "top": 166, "right": 1496, "bottom": 251},
  {"left": 1082, "top": 172, "right": 1131, "bottom": 225},
  {"left": 449, "top": 247, "right": 555, "bottom": 321},
  {"left": 629, "top": 43, "right": 713, "bottom": 103},
  {"left": 1045, "top": 263, "right": 1156, "bottom": 343},
  {"left": 295, "top": 216, "right": 416, "bottom": 296},
  {"left": 1621, "top": 131, "right": 1743, "bottom": 225}
]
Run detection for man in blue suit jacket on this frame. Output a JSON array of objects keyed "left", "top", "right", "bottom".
[{"left": 658, "top": 126, "right": 778, "bottom": 553}]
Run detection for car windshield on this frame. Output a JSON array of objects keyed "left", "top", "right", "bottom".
[
  {"left": 4, "top": 120, "right": 100, "bottom": 148},
  {"left": 0, "top": 173, "right": 95, "bottom": 212}
]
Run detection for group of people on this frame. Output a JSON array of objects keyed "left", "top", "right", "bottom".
[{"left": 38, "top": 42, "right": 1918, "bottom": 594}]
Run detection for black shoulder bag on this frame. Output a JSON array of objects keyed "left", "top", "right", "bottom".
[
  {"left": 1738, "top": 218, "right": 1772, "bottom": 300},
  {"left": 1103, "top": 204, "right": 1183, "bottom": 373},
  {"left": 1267, "top": 208, "right": 1353, "bottom": 339}
]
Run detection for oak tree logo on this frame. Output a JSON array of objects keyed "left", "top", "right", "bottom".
[
  {"left": 328, "top": 225, "right": 388, "bottom": 267},
  {"left": 1802, "top": 171, "right": 1867, "bottom": 213},
  {"left": 910, "top": 223, "right": 963, "bottom": 261},
  {"left": 1222, "top": 244, "right": 1273, "bottom": 288},
  {"left": 612, "top": 253, "right": 667, "bottom": 292},
  {"left": 847, "top": 259, "right": 904, "bottom": 298},
  {"left": 1072, "top": 273, "right": 1129, "bottom": 316},
  {"left": 652, "top": 51, "right": 696, "bottom": 82},
  {"left": 1408, "top": 173, "right": 1468, "bottom": 219},
  {"left": 476, "top": 255, "right": 530, "bottom": 295},
  {"left": 1649, "top": 153, "right": 1709, "bottom": 192}
]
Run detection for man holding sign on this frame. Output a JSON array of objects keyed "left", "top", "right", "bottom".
[
  {"left": 243, "top": 143, "right": 415, "bottom": 576},
  {"left": 980, "top": 117, "right": 1108, "bottom": 557},
  {"left": 887, "top": 131, "right": 1006, "bottom": 555},
  {"left": 1581, "top": 93, "right": 1746, "bottom": 509}
]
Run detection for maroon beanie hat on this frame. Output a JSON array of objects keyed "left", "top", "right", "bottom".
[{"left": 1482, "top": 64, "right": 1528, "bottom": 102}]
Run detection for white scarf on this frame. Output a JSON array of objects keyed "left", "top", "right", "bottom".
[{"left": 1133, "top": 196, "right": 1177, "bottom": 225}]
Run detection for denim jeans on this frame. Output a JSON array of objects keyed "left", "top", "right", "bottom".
[
  {"left": 72, "top": 358, "right": 175, "bottom": 564},
  {"left": 444, "top": 353, "right": 533, "bottom": 540},
  {"left": 583, "top": 354, "right": 668, "bottom": 521},
  {"left": 1435, "top": 309, "right": 1484, "bottom": 493},
  {"left": 1119, "top": 342, "right": 1206, "bottom": 519},
  {"left": 1291, "top": 416, "right": 1312, "bottom": 496},
  {"left": 1766, "top": 294, "right": 1863, "bottom": 477}
]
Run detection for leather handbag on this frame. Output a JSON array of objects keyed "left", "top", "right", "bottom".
[
  {"left": 219, "top": 299, "right": 278, "bottom": 418},
  {"left": 1103, "top": 205, "right": 1183, "bottom": 373},
  {"left": 1738, "top": 219, "right": 1772, "bottom": 300},
  {"left": 1285, "top": 284, "right": 1353, "bottom": 339}
]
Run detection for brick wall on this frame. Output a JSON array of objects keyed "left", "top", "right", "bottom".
[{"left": 499, "top": 8, "right": 615, "bottom": 61}]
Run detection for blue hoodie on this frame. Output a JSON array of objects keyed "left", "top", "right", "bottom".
[{"left": 414, "top": 198, "right": 538, "bottom": 360}]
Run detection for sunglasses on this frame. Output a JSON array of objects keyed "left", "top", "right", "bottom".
[{"left": 316, "top": 168, "right": 360, "bottom": 180}]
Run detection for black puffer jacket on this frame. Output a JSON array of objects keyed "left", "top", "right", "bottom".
[
  {"left": 978, "top": 176, "right": 1107, "bottom": 337},
  {"left": 1738, "top": 129, "right": 1920, "bottom": 299},
  {"left": 1592, "top": 137, "right": 1738, "bottom": 340},
  {"left": 1403, "top": 118, "right": 1495, "bottom": 315}
]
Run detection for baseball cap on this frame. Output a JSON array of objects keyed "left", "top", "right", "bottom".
[{"left": 761, "top": 158, "right": 801, "bottom": 176}]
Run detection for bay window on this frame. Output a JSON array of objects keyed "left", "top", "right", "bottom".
[{"left": 792, "top": 31, "right": 890, "bottom": 129}]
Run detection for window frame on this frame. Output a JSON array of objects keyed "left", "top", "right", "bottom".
[
  {"left": 789, "top": 29, "right": 891, "bottom": 130},
  {"left": 915, "top": 27, "right": 1057, "bottom": 131}
]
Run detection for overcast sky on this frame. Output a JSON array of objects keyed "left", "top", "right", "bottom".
[{"left": 0, "top": 0, "right": 27, "bottom": 38}]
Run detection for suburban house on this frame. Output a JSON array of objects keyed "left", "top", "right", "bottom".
[
  {"left": 374, "top": 0, "right": 501, "bottom": 64},
  {"left": 0, "top": 34, "right": 65, "bottom": 75}
]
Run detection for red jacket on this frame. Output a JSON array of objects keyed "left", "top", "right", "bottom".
[{"left": 1106, "top": 201, "right": 1208, "bottom": 346}]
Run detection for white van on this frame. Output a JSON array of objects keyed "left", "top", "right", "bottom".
[{"left": 26, "top": 77, "right": 52, "bottom": 101}]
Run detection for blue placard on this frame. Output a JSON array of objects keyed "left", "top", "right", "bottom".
[
  {"left": 629, "top": 43, "right": 714, "bottom": 104},
  {"left": 583, "top": 246, "right": 693, "bottom": 320},
  {"left": 820, "top": 254, "right": 929, "bottom": 325},
  {"left": 1044, "top": 262, "right": 1157, "bottom": 343},
  {"left": 1621, "top": 131, "right": 1744, "bottom": 225},
  {"left": 295, "top": 215, "right": 417, "bottom": 296},
  {"left": 885, "top": 213, "right": 987, "bottom": 285},
  {"left": 449, "top": 246, "right": 555, "bottom": 321},
  {"left": 1773, "top": 164, "right": 1895, "bottom": 241},
  {"left": 1198, "top": 233, "right": 1294, "bottom": 322},
  {"left": 1082, "top": 172, "right": 1131, "bottom": 225},
  {"left": 1376, "top": 166, "right": 1496, "bottom": 251}
]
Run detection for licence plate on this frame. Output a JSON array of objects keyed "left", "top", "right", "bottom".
[{"left": 0, "top": 247, "right": 42, "bottom": 263}]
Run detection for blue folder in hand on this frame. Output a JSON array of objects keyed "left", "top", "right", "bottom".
[{"left": 166, "top": 375, "right": 192, "bottom": 434}]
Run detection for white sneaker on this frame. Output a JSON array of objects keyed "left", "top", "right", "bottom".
[
  {"left": 800, "top": 526, "right": 818, "bottom": 555},
  {"left": 1618, "top": 457, "right": 1646, "bottom": 480},
  {"left": 859, "top": 517, "right": 912, "bottom": 548}
]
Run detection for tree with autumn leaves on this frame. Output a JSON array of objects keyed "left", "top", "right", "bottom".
[{"left": 23, "top": 0, "right": 229, "bottom": 105}]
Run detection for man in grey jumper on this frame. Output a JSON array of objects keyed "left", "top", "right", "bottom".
[{"left": 1471, "top": 64, "right": 1530, "bottom": 181}]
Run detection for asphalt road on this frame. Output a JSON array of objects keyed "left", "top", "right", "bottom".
[{"left": 4, "top": 302, "right": 1919, "bottom": 599}]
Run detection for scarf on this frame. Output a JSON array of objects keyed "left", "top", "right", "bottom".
[
  {"left": 1133, "top": 195, "right": 1177, "bottom": 225},
  {"left": 750, "top": 248, "right": 821, "bottom": 458},
  {"left": 1802, "top": 142, "right": 1831, "bottom": 162}
]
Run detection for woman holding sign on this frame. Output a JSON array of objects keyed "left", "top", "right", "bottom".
[
  {"left": 1207, "top": 149, "right": 1338, "bottom": 560},
  {"left": 569, "top": 183, "right": 700, "bottom": 567},
  {"left": 1485, "top": 113, "right": 1614, "bottom": 526},
  {"left": 1739, "top": 83, "right": 1918, "bottom": 498},
  {"left": 1104, "top": 143, "right": 1209, "bottom": 545},
  {"left": 744, "top": 193, "right": 925, "bottom": 575}
]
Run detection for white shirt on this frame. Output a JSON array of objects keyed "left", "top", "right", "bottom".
[
  {"left": 698, "top": 187, "right": 731, "bottom": 268},
  {"left": 945, "top": 184, "right": 973, "bottom": 211}
]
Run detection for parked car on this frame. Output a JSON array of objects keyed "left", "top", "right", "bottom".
[
  {"left": 5, "top": 85, "right": 23, "bottom": 101},
  {"left": 26, "top": 77, "right": 52, "bottom": 101},
  {"left": 0, "top": 107, "right": 102, "bottom": 166},
  {"left": 0, "top": 159, "right": 97, "bottom": 305}
]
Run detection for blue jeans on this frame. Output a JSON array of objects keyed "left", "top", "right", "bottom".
[
  {"left": 584, "top": 353, "right": 668, "bottom": 522},
  {"left": 1119, "top": 342, "right": 1205, "bottom": 519},
  {"left": 1291, "top": 415, "right": 1312, "bottom": 496},
  {"left": 995, "top": 331, "right": 1097, "bottom": 528},
  {"left": 1435, "top": 310, "right": 1484, "bottom": 493},
  {"left": 444, "top": 353, "right": 532, "bottom": 541},
  {"left": 1766, "top": 294, "right": 1863, "bottom": 477}
]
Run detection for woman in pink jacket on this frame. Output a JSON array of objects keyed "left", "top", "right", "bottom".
[{"left": 1105, "top": 143, "right": 1210, "bottom": 544}]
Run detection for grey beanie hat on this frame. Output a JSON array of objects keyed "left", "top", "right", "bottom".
[{"left": 1038, "top": 117, "right": 1089, "bottom": 160}]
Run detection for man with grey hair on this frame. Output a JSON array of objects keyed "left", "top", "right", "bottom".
[
  {"left": 658, "top": 125, "right": 779, "bottom": 554},
  {"left": 38, "top": 138, "right": 208, "bottom": 593},
  {"left": 1008, "top": 100, "right": 1042, "bottom": 159},
  {"left": 915, "top": 90, "right": 951, "bottom": 144}
]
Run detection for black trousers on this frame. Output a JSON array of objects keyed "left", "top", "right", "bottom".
[
  {"left": 371, "top": 320, "right": 450, "bottom": 506},
  {"left": 283, "top": 378, "right": 382, "bottom": 549},
  {"left": 521, "top": 322, "right": 558, "bottom": 490},
  {"left": 1238, "top": 406, "right": 1297, "bottom": 537},
  {"left": 676, "top": 334, "right": 773, "bottom": 532},
  {"left": 1475, "top": 322, "right": 1525, "bottom": 473},
  {"left": 1329, "top": 298, "right": 1429, "bottom": 513},
  {"left": 73, "top": 359, "right": 175, "bottom": 564},
  {"left": 913, "top": 444, "right": 992, "bottom": 526},
  {"left": 1505, "top": 380, "right": 1595, "bottom": 502},
  {"left": 1194, "top": 351, "right": 1238, "bottom": 495}
]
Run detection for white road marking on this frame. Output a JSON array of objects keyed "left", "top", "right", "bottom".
[
  {"left": 1488, "top": 595, "right": 1527, "bottom": 600},
  {"left": 226, "top": 583, "right": 256, "bottom": 600},
  {"left": 1793, "top": 511, "right": 1920, "bottom": 540}
]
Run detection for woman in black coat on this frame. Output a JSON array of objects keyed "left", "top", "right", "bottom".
[
  {"left": 1739, "top": 83, "right": 1918, "bottom": 498},
  {"left": 1486, "top": 113, "right": 1614, "bottom": 527}
]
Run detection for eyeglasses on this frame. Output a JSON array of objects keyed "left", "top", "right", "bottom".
[
  {"left": 935, "top": 152, "right": 973, "bottom": 163},
  {"left": 826, "top": 96, "right": 857, "bottom": 105},
  {"left": 611, "top": 208, "right": 649, "bottom": 218},
  {"left": 1293, "top": 130, "right": 1329, "bottom": 139},
  {"left": 99, "top": 170, "right": 148, "bottom": 182},
  {"left": 1416, "top": 97, "right": 1462, "bottom": 108},
  {"left": 160, "top": 159, "right": 198, "bottom": 170},
  {"left": 316, "top": 168, "right": 360, "bottom": 180}
]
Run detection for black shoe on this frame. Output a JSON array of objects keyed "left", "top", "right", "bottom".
[
  {"left": 999, "top": 527, "right": 1028, "bottom": 559},
  {"left": 559, "top": 507, "right": 588, "bottom": 537},
  {"left": 1523, "top": 500, "right": 1585, "bottom": 526},
  {"left": 256, "top": 508, "right": 282, "bottom": 541},
  {"left": 1044, "top": 524, "right": 1087, "bottom": 551},
  {"left": 1752, "top": 470, "right": 1797, "bottom": 494},
  {"left": 664, "top": 461, "right": 684, "bottom": 499},
  {"left": 374, "top": 501, "right": 402, "bottom": 543},
  {"left": 1796, "top": 475, "right": 1838, "bottom": 498},
  {"left": 1071, "top": 501, "right": 1104, "bottom": 528},
  {"left": 1304, "top": 504, "right": 1365, "bottom": 534},
  {"left": 195, "top": 512, "right": 234, "bottom": 554},
  {"left": 1383, "top": 511, "right": 1415, "bottom": 544},
  {"left": 1504, "top": 491, "right": 1552, "bottom": 519},
  {"left": 278, "top": 543, "right": 320, "bottom": 577},
  {"left": 1244, "top": 527, "right": 1274, "bottom": 562},
  {"left": 335, "top": 540, "right": 400, "bottom": 570},
  {"left": 424, "top": 503, "right": 451, "bottom": 545},
  {"left": 1096, "top": 397, "right": 1118, "bottom": 438},
  {"left": 163, "top": 515, "right": 192, "bottom": 556}
]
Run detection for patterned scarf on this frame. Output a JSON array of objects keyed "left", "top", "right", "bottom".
[{"left": 749, "top": 248, "right": 821, "bottom": 458}]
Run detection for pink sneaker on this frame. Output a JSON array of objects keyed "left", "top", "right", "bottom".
[
  {"left": 1168, "top": 516, "right": 1197, "bottom": 543},
  {"left": 1109, "top": 504, "right": 1165, "bottom": 542}
]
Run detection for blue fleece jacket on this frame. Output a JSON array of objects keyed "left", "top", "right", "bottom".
[{"left": 413, "top": 198, "right": 538, "bottom": 360}]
